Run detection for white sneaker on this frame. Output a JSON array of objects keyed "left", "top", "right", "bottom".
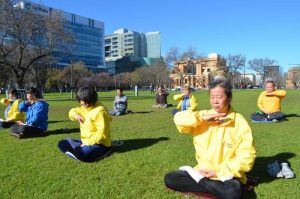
[
  {"left": 281, "top": 162, "right": 295, "bottom": 179},
  {"left": 66, "top": 151, "right": 79, "bottom": 161},
  {"left": 267, "top": 162, "right": 284, "bottom": 178}
]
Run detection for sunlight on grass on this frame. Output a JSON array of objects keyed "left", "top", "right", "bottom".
[{"left": 0, "top": 90, "right": 299, "bottom": 198}]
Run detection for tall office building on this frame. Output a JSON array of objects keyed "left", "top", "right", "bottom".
[
  {"left": 105, "top": 29, "right": 141, "bottom": 61},
  {"left": 105, "top": 29, "right": 161, "bottom": 61},
  {"left": 144, "top": 32, "right": 161, "bottom": 58},
  {"left": 18, "top": 1, "right": 105, "bottom": 72},
  {"left": 105, "top": 29, "right": 161, "bottom": 74}
]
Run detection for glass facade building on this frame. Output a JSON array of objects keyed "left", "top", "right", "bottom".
[
  {"left": 23, "top": 1, "right": 105, "bottom": 72},
  {"left": 145, "top": 32, "right": 161, "bottom": 59}
]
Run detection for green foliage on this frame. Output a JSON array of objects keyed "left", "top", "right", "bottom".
[{"left": 0, "top": 90, "right": 299, "bottom": 198}]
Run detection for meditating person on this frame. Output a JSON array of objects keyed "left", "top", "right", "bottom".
[
  {"left": 109, "top": 88, "right": 128, "bottom": 116},
  {"left": 152, "top": 86, "right": 170, "bottom": 108},
  {"left": 171, "top": 84, "right": 198, "bottom": 115},
  {"left": 251, "top": 77, "right": 286, "bottom": 122},
  {"left": 10, "top": 87, "right": 48, "bottom": 138},
  {"left": 58, "top": 86, "right": 112, "bottom": 162},
  {"left": 165, "top": 78, "right": 256, "bottom": 199},
  {"left": 0, "top": 89, "right": 25, "bottom": 128}
]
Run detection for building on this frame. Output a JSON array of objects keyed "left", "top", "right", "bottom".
[
  {"left": 104, "top": 29, "right": 161, "bottom": 74},
  {"left": 105, "top": 29, "right": 141, "bottom": 61},
  {"left": 240, "top": 74, "right": 256, "bottom": 84},
  {"left": 144, "top": 32, "right": 161, "bottom": 58},
  {"left": 19, "top": 1, "right": 105, "bottom": 72},
  {"left": 286, "top": 66, "right": 300, "bottom": 88},
  {"left": 169, "top": 53, "right": 225, "bottom": 89}
]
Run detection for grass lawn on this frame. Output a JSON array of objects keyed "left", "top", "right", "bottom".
[{"left": 0, "top": 89, "right": 299, "bottom": 199}]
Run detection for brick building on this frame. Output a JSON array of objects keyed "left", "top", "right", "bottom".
[{"left": 169, "top": 53, "right": 225, "bottom": 89}]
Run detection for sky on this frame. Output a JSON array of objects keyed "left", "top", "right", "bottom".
[{"left": 31, "top": 0, "right": 300, "bottom": 72}]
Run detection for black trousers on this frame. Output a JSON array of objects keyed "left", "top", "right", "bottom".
[
  {"left": 165, "top": 170, "right": 242, "bottom": 199},
  {"left": 251, "top": 111, "right": 284, "bottom": 121},
  {"left": 10, "top": 124, "right": 46, "bottom": 138},
  {"left": 0, "top": 121, "right": 16, "bottom": 128}
]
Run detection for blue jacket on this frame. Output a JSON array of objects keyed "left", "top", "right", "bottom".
[{"left": 19, "top": 100, "right": 49, "bottom": 131}]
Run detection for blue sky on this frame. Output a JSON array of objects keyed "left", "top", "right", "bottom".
[{"left": 32, "top": 0, "right": 300, "bottom": 72}]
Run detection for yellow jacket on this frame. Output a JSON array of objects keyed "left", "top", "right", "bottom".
[
  {"left": 174, "top": 93, "right": 198, "bottom": 111},
  {"left": 0, "top": 98, "right": 25, "bottom": 122},
  {"left": 69, "top": 102, "right": 112, "bottom": 147},
  {"left": 174, "top": 107, "right": 256, "bottom": 184},
  {"left": 257, "top": 90, "right": 286, "bottom": 113}
]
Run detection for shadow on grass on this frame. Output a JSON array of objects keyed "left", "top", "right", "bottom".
[
  {"left": 48, "top": 120, "right": 69, "bottom": 124},
  {"left": 48, "top": 128, "right": 80, "bottom": 135},
  {"left": 131, "top": 111, "right": 153, "bottom": 114},
  {"left": 243, "top": 190, "right": 257, "bottom": 199},
  {"left": 250, "top": 152, "right": 296, "bottom": 184},
  {"left": 112, "top": 137, "right": 169, "bottom": 153},
  {"left": 285, "top": 113, "right": 300, "bottom": 118}
]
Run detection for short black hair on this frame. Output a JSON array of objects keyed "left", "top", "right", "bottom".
[
  {"left": 26, "top": 87, "right": 43, "bottom": 99},
  {"left": 209, "top": 78, "right": 232, "bottom": 100},
  {"left": 9, "top": 89, "right": 17, "bottom": 95},
  {"left": 76, "top": 86, "right": 98, "bottom": 105}
]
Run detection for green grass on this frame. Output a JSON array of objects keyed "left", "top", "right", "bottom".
[{"left": 0, "top": 90, "right": 300, "bottom": 199}]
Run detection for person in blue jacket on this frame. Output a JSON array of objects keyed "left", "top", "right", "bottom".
[{"left": 10, "top": 87, "right": 49, "bottom": 138}]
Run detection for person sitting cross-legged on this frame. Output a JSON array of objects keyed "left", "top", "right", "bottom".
[
  {"left": 10, "top": 87, "right": 48, "bottom": 138},
  {"left": 171, "top": 84, "right": 198, "bottom": 115},
  {"left": 109, "top": 88, "right": 128, "bottom": 116},
  {"left": 58, "top": 86, "right": 112, "bottom": 162},
  {"left": 251, "top": 77, "right": 286, "bottom": 122},
  {"left": 152, "top": 86, "right": 170, "bottom": 108},
  {"left": 164, "top": 78, "right": 256, "bottom": 199},
  {"left": 0, "top": 89, "right": 25, "bottom": 128}
]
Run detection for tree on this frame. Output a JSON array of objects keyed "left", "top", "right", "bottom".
[
  {"left": 222, "top": 54, "right": 246, "bottom": 81},
  {"left": 248, "top": 58, "right": 277, "bottom": 83},
  {"left": 0, "top": 0, "right": 69, "bottom": 88},
  {"left": 61, "top": 62, "right": 91, "bottom": 89},
  {"left": 164, "top": 46, "right": 200, "bottom": 87}
]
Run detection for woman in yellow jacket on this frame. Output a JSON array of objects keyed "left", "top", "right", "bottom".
[
  {"left": 0, "top": 89, "right": 25, "bottom": 128},
  {"left": 165, "top": 78, "right": 256, "bottom": 199},
  {"left": 251, "top": 77, "right": 286, "bottom": 122},
  {"left": 171, "top": 84, "right": 198, "bottom": 115},
  {"left": 58, "top": 86, "right": 112, "bottom": 162}
]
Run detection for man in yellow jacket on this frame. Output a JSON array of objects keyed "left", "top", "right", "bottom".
[
  {"left": 165, "top": 78, "right": 256, "bottom": 199},
  {"left": 58, "top": 86, "right": 112, "bottom": 162},
  {"left": 251, "top": 77, "right": 286, "bottom": 122},
  {"left": 171, "top": 84, "right": 198, "bottom": 115},
  {"left": 0, "top": 89, "right": 25, "bottom": 128}
]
